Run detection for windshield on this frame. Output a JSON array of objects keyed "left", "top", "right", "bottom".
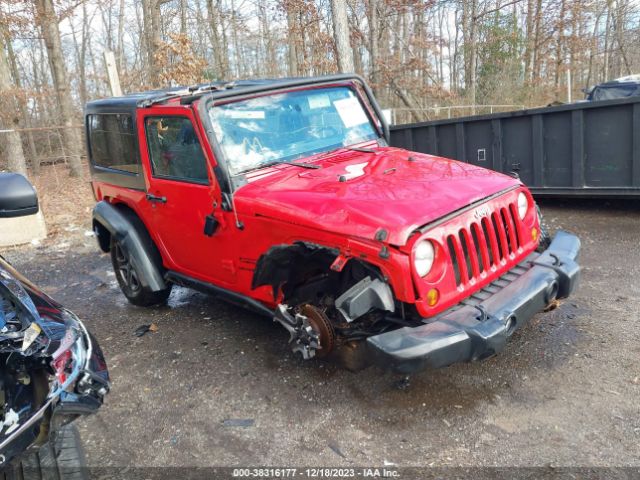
[{"left": 208, "top": 86, "right": 379, "bottom": 175}]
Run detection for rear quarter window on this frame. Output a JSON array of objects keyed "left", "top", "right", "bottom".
[{"left": 88, "top": 114, "right": 140, "bottom": 174}]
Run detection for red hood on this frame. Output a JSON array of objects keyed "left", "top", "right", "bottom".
[{"left": 234, "top": 147, "right": 520, "bottom": 246}]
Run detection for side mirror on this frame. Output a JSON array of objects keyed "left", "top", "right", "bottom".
[{"left": 0, "top": 173, "right": 39, "bottom": 218}]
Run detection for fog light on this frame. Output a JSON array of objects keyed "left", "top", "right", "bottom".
[
  {"left": 426, "top": 288, "right": 439, "bottom": 306},
  {"left": 532, "top": 227, "right": 538, "bottom": 242}
]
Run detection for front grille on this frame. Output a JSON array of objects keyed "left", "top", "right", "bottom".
[{"left": 446, "top": 203, "right": 522, "bottom": 286}]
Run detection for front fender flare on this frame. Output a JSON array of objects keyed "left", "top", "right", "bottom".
[
  {"left": 252, "top": 242, "right": 339, "bottom": 300},
  {"left": 92, "top": 201, "right": 167, "bottom": 292}
]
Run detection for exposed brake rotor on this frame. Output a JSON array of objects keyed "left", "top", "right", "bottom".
[
  {"left": 300, "top": 304, "right": 335, "bottom": 358},
  {"left": 273, "top": 304, "right": 336, "bottom": 360}
]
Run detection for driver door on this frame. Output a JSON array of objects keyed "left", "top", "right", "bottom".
[{"left": 137, "top": 107, "right": 238, "bottom": 286}]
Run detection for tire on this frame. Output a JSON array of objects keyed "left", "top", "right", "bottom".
[
  {"left": 2, "top": 425, "right": 89, "bottom": 480},
  {"left": 111, "top": 237, "right": 172, "bottom": 306}
]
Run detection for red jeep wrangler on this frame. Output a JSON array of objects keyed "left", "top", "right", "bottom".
[{"left": 86, "top": 75, "right": 580, "bottom": 373}]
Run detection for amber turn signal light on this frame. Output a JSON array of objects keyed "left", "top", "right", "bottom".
[{"left": 426, "top": 288, "right": 439, "bottom": 306}]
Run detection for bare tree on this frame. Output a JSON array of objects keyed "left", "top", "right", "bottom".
[
  {"left": 35, "top": 0, "right": 83, "bottom": 177},
  {"left": 367, "top": 0, "right": 380, "bottom": 94},
  {"left": 331, "top": 0, "right": 354, "bottom": 72},
  {"left": 0, "top": 0, "right": 639, "bottom": 173},
  {"left": 0, "top": 28, "right": 27, "bottom": 176},
  {"left": 143, "top": 0, "right": 165, "bottom": 86},
  {"left": 206, "top": 0, "right": 228, "bottom": 79},
  {"left": 285, "top": 1, "right": 299, "bottom": 76}
]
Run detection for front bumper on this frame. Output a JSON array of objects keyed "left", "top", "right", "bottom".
[
  {"left": 0, "top": 315, "right": 109, "bottom": 467},
  {"left": 367, "top": 231, "right": 581, "bottom": 374}
]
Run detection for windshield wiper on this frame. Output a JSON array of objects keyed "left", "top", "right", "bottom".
[
  {"left": 239, "top": 160, "right": 321, "bottom": 174},
  {"left": 265, "top": 160, "right": 321, "bottom": 170},
  {"left": 347, "top": 147, "right": 376, "bottom": 153},
  {"left": 313, "top": 145, "right": 377, "bottom": 162}
]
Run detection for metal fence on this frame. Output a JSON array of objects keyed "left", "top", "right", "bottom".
[
  {"left": 0, "top": 125, "right": 84, "bottom": 172},
  {"left": 387, "top": 105, "right": 526, "bottom": 124}
]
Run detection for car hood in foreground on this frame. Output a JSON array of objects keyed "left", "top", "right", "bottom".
[{"left": 235, "top": 147, "right": 520, "bottom": 246}]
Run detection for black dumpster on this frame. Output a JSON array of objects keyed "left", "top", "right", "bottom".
[{"left": 390, "top": 96, "right": 640, "bottom": 197}]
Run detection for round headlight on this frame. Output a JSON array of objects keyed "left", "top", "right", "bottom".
[
  {"left": 517, "top": 192, "right": 528, "bottom": 219},
  {"left": 414, "top": 240, "right": 435, "bottom": 277}
]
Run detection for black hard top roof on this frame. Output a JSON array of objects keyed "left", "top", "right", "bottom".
[{"left": 85, "top": 74, "right": 366, "bottom": 112}]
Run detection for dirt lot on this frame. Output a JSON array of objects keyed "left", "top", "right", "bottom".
[{"left": 3, "top": 185, "right": 640, "bottom": 471}]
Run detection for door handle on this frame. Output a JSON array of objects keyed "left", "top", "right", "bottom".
[{"left": 146, "top": 193, "right": 167, "bottom": 204}]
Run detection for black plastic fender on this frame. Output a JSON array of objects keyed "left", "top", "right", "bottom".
[{"left": 92, "top": 201, "right": 167, "bottom": 292}]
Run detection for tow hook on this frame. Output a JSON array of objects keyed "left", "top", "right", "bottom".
[{"left": 273, "top": 304, "right": 320, "bottom": 360}]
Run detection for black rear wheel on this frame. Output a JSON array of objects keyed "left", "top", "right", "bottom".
[
  {"left": 2, "top": 425, "right": 88, "bottom": 480},
  {"left": 111, "top": 238, "right": 172, "bottom": 306}
]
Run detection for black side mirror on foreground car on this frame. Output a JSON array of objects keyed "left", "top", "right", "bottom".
[{"left": 0, "top": 172, "right": 39, "bottom": 218}]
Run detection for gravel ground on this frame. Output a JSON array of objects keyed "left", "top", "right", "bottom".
[{"left": 4, "top": 199, "right": 640, "bottom": 472}]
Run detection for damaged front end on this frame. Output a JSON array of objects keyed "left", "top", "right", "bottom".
[
  {"left": 256, "top": 243, "right": 403, "bottom": 367},
  {"left": 255, "top": 213, "right": 580, "bottom": 374},
  {"left": 0, "top": 260, "right": 109, "bottom": 467}
]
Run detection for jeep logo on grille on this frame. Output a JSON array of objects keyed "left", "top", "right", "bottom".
[{"left": 474, "top": 206, "right": 491, "bottom": 220}]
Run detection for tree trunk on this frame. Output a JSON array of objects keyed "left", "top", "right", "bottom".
[
  {"left": 150, "top": 0, "right": 162, "bottom": 86},
  {"left": 452, "top": 5, "right": 460, "bottom": 91},
  {"left": 5, "top": 32, "right": 39, "bottom": 173},
  {"left": 117, "top": 0, "right": 125, "bottom": 71},
  {"left": 258, "top": 1, "right": 277, "bottom": 77},
  {"left": 180, "top": 0, "right": 187, "bottom": 34},
  {"left": 531, "top": 0, "right": 543, "bottom": 82},
  {"left": 331, "top": 0, "right": 354, "bottom": 73},
  {"left": 70, "top": 2, "right": 89, "bottom": 106},
  {"left": 347, "top": 0, "right": 364, "bottom": 75},
  {"left": 463, "top": 0, "right": 478, "bottom": 111},
  {"left": 523, "top": 0, "right": 535, "bottom": 84},
  {"left": 286, "top": 2, "right": 298, "bottom": 77},
  {"left": 0, "top": 32, "right": 28, "bottom": 176},
  {"left": 141, "top": 0, "right": 152, "bottom": 82},
  {"left": 230, "top": 0, "right": 243, "bottom": 77},
  {"left": 141, "top": 0, "right": 164, "bottom": 87},
  {"left": 206, "top": 0, "right": 228, "bottom": 79},
  {"left": 613, "top": 0, "right": 631, "bottom": 75},
  {"left": 36, "top": 0, "right": 83, "bottom": 177},
  {"left": 367, "top": 0, "right": 380, "bottom": 95},
  {"left": 554, "top": 0, "right": 567, "bottom": 99}
]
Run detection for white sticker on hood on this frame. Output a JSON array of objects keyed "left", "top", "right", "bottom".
[{"left": 339, "top": 162, "right": 368, "bottom": 181}]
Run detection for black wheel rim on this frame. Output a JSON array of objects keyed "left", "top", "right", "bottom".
[{"left": 114, "top": 243, "right": 141, "bottom": 294}]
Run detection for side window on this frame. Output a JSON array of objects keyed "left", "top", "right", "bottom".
[
  {"left": 144, "top": 116, "right": 209, "bottom": 184},
  {"left": 88, "top": 114, "right": 140, "bottom": 173}
]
